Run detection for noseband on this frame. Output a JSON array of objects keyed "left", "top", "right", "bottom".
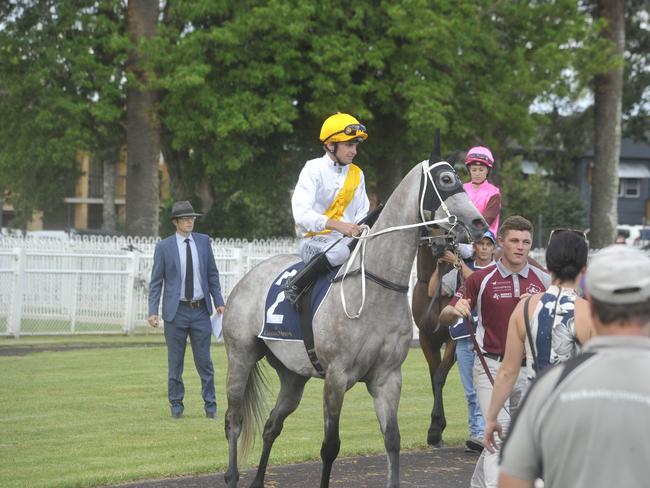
[
  {"left": 419, "top": 160, "right": 472, "bottom": 248},
  {"left": 419, "top": 160, "right": 465, "bottom": 229}
]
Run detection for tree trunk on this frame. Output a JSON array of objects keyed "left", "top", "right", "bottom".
[
  {"left": 125, "top": 0, "right": 160, "bottom": 237},
  {"left": 590, "top": 0, "right": 625, "bottom": 248},
  {"left": 102, "top": 159, "right": 117, "bottom": 233}
]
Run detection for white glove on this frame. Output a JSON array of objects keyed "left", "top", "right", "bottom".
[{"left": 459, "top": 243, "right": 474, "bottom": 259}]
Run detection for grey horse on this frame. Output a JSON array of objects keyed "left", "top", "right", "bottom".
[{"left": 222, "top": 160, "right": 487, "bottom": 488}]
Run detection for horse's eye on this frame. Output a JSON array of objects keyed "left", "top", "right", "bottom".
[{"left": 438, "top": 171, "right": 457, "bottom": 189}]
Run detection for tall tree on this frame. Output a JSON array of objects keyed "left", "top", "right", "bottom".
[
  {"left": 590, "top": 0, "right": 625, "bottom": 248},
  {"left": 101, "top": 148, "right": 118, "bottom": 233},
  {"left": 622, "top": 0, "right": 650, "bottom": 141},
  {"left": 125, "top": 0, "right": 160, "bottom": 236}
]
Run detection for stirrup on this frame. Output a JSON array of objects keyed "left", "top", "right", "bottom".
[
  {"left": 283, "top": 283, "right": 303, "bottom": 306},
  {"left": 283, "top": 252, "right": 331, "bottom": 307}
]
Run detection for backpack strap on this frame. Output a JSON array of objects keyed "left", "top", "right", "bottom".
[{"left": 523, "top": 296, "right": 539, "bottom": 373}]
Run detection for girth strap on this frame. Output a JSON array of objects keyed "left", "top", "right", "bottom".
[
  {"left": 332, "top": 268, "right": 409, "bottom": 294},
  {"left": 297, "top": 290, "right": 326, "bottom": 378}
]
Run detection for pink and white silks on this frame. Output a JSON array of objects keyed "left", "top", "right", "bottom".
[{"left": 463, "top": 180, "right": 501, "bottom": 235}]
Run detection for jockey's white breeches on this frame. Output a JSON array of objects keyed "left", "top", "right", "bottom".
[{"left": 299, "top": 234, "right": 353, "bottom": 267}]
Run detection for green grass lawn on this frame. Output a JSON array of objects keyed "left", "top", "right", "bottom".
[{"left": 0, "top": 337, "right": 468, "bottom": 488}]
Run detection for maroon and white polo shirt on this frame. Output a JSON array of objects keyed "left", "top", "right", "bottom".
[{"left": 449, "top": 260, "right": 551, "bottom": 355}]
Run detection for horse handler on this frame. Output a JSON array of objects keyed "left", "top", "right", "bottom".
[
  {"left": 439, "top": 216, "right": 550, "bottom": 488},
  {"left": 147, "top": 201, "right": 225, "bottom": 419}
]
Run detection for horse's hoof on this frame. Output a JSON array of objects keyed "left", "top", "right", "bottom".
[
  {"left": 224, "top": 471, "right": 239, "bottom": 488},
  {"left": 427, "top": 432, "right": 443, "bottom": 447},
  {"left": 431, "top": 439, "right": 444, "bottom": 449}
]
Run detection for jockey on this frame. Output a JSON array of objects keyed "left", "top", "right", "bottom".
[
  {"left": 283, "top": 112, "right": 370, "bottom": 305},
  {"left": 463, "top": 146, "right": 501, "bottom": 236}
]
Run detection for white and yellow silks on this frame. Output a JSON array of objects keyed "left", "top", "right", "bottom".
[{"left": 303, "top": 163, "right": 361, "bottom": 238}]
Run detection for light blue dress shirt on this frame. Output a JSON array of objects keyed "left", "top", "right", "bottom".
[{"left": 175, "top": 233, "right": 204, "bottom": 301}]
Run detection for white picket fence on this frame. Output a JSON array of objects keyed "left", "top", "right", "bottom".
[
  {"left": 0, "top": 235, "right": 546, "bottom": 337},
  {"left": 0, "top": 235, "right": 300, "bottom": 337}
]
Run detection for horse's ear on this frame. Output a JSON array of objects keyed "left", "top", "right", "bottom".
[{"left": 444, "top": 150, "right": 463, "bottom": 167}]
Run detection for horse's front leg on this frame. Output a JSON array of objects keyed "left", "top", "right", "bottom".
[
  {"left": 418, "top": 329, "right": 444, "bottom": 447},
  {"left": 320, "top": 370, "right": 347, "bottom": 488},
  {"left": 367, "top": 368, "right": 402, "bottom": 488},
  {"left": 430, "top": 337, "right": 456, "bottom": 448}
]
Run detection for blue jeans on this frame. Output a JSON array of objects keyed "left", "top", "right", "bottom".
[
  {"left": 455, "top": 337, "right": 484, "bottom": 438},
  {"left": 163, "top": 303, "right": 216, "bottom": 415}
]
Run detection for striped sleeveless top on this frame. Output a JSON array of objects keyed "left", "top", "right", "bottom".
[{"left": 525, "top": 286, "right": 581, "bottom": 380}]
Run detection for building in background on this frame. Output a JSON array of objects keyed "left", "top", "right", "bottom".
[
  {"left": 2, "top": 150, "right": 169, "bottom": 234},
  {"left": 576, "top": 137, "right": 650, "bottom": 225},
  {"left": 64, "top": 150, "right": 127, "bottom": 231}
]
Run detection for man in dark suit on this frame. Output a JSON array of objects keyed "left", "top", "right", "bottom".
[{"left": 148, "top": 201, "right": 225, "bottom": 419}]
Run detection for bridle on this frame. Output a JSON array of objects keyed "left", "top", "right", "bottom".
[
  {"left": 338, "top": 161, "right": 467, "bottom": 319},
  {"left": 419, "top": 160, "right": 474, "bottom": 249}
]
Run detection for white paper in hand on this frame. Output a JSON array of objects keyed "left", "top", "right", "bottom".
[{"left": 211, "top": 312, "right": 223, "bottom": 342}]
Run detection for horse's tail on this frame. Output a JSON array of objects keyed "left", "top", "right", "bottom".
[{"left": 240, "top": 361, "right": 269, "bottom": 459}]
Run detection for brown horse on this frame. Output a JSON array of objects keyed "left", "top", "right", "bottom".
[{"left": 411, "top": 237, "right": 459, "bottom": 448}]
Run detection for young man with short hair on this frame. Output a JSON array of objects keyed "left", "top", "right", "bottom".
[
  {"left": 428, "top": 230, "right": 498, "bottom": 453},
  {"left": 439, "top": 215, "right": 551, "bottom": 488}
]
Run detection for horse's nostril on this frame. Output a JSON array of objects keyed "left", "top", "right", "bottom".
[{"left": 472, "top": 219, "right": 486, "bottom": 230}]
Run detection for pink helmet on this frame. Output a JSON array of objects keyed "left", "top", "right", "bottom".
[{"left": 465, "top": 146, "right": 494, "bottom": 168}]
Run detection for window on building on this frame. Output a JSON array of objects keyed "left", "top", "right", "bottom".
[
  {"left": 87, "top": 204, "right": 103, "bottom": 229},
  {"left": 618, "top": 178, "right": 641, "bottom": 198},
  {"left": 88, "top": 156, "right": 103, "bottom": 199}
]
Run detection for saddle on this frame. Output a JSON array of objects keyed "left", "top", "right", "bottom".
[{"left": 258, "top": 262, "right": 339, "bottom": 377}]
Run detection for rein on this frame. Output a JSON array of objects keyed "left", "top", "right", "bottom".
[
  {"left": 337, "top": 161, "right": 460, "bottom": 319},
  {"left": 332, "top": 268, "right": 409, "bottom": 293},
  {"left": 421, "top": 245, "right": 457, "bottom": 327},
  {"left": 424, "top": 242, "right": 500, "bottom": 394}
]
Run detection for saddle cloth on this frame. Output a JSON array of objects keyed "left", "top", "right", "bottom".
[
  {"left": 449, "top": 313, "right": 478, "bottom": 340},
  {"left": 258, "top": 262, "right": 338, "bottom": 341}
]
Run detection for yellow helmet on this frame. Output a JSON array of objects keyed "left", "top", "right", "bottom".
[{"left": 319, "top": 113, "right": 368, "bottom": 144}]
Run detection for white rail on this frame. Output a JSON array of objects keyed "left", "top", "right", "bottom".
[
  {"left": 0, "top": 236, "right": 299, "bottom": 337},
  {"left": 0, "top": 235, "right": 546, "bottom": 337}
]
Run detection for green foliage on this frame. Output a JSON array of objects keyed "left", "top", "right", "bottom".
[
  {"left": 150, "top": 0, "right": 606, "bottom": 237},
  {"left": 0, "top": 1, "right": 127, "bottom": 228},
  {"left": 530, "top": 109, "right": 593, "bottom": 184},
  {"left": 500, "top": 156, "right": 587, "bottom": 247},
  {"left": 0, "top": 338, "right": 467, "bottom": 487},
  {"left": 2, "top": 1, "right": 643, "bottom": 237}
]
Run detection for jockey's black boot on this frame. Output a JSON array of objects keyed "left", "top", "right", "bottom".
[{"left": 283, "top": 252, "right": 332, "bottom": 306}]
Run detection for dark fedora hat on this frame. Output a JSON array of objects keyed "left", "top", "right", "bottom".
[{"left": 170, "top": 201, "right": 202, "bottom": 220}]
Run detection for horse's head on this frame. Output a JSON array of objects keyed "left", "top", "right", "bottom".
[{"left": 419, "top": 161, "right": 487, "bottom": 243}]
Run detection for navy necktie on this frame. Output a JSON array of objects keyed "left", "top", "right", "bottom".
[{"left": 184, "top": 238, "right": 193, "bottom": 301}]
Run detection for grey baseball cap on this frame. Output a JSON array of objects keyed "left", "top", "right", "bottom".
[{"left": 585, "top": 245, "right": 650, "bottom": 304}]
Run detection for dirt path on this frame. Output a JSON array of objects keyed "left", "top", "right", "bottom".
[{"left": 110, "top": 447, "right": 478, "bottom": 487}]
